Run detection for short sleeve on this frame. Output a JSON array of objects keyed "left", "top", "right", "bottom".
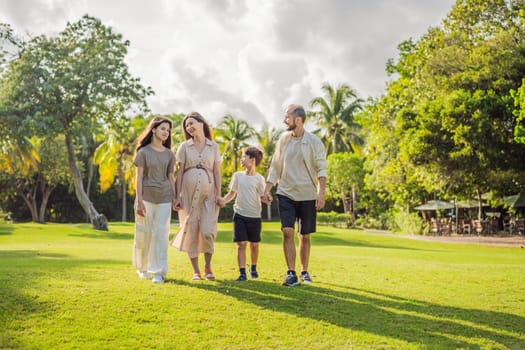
[
  {"left": 257, "top": 175, "right": 265, "bottom": 196},
  {"left": 229, "top": 172, "right": 239, "bottom": 192},
  {"left": 175, "top": 143, "right": 186, "bottom": 164},
  {"left": 214, "top": 143, "right": 221, "bottom": 163},
  {"left": 133, "top": 149, "right": 146, "bottom": 167}
]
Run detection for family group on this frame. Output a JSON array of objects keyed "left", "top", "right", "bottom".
[{"left": 132, "top": 104, "right": 327, "bottom": 287}]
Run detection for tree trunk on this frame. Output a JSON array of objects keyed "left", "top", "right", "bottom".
[
  {"left": 351, "top": 185, "right": 357, "bottom": 219},
  {"left": 341, "top": 190, "right": 350, "bottom": 214},
  {"left": 121, "top": 181, "right": 127, "bottom": 222},
  {"left": 65, "top": 130, "right": 108, "bottom": 230},
  {"left": 38, "top": 183, "right": 56, "bottom": 223},
  {"left": 19, "top": 191, "right": 38, "bottom": 222}
]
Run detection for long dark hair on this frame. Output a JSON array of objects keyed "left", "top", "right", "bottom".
[
  {"left": 182, "top": 111, "right": 214, "bottom": 141},
  {"left": 134, "top": 116, "right": 173, "bottom": 155}
]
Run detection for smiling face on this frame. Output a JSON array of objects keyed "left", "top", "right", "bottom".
[
  {"left": 240, "top": 153, "right": 254, "bottom": 169},
  {"left": 184, "top": 117, "right": 204, "bottom": 137},
  {"left": 152, "top": 122, "right": 171, "bottom": 143},
  {"left": 284, "top": 109, "right": 297, "bottom": 131}
]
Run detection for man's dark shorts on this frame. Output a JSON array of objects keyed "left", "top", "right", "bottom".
[
  {"left": 233, "top": 213, "right": 262, "bottom": 242},
  {"left": 277, "top": 194, "right": 316, "bottom": 234}
]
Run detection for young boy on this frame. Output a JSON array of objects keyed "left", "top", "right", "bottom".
[{"left": 218, "top": 146, "right": 267, "bottom": 281}]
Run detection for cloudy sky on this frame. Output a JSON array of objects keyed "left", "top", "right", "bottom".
[{"left": 0, "top": 0, "right": 455, "bottom": 127}]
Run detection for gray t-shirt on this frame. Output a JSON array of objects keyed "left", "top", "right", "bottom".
[{"left": 133, "top": 145, "right": 176, "bottom": 203}]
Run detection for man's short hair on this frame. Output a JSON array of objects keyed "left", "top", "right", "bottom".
[
  {"left": 288, "top": 104, "right": 306, "bottom": 122},
  {"left": 244, "top": 146, "right": 263, "bottom": 166}
]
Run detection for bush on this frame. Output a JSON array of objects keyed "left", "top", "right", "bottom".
[
  {"left": 393, "top": 211, "right": 424, "bottom": 235},
  {"left": 317, "top": 211, "right": 352, "bottom": 228}
]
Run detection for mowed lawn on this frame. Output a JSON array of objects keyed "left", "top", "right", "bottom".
[{"left": 0, "top": 222, "right": 524, "bottom": 349}]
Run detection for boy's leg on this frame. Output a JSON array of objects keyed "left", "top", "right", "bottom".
[
  {"left": 249, "top": 242, "right": 259, "bottom": 278},
  {"left": 237, "top": 241, "right": 247, "bottom": 268}
]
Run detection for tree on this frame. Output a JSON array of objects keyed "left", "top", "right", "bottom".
[
  {"left": 1, "top": 15, "right": 153, "bottom": 230},
  {"left": 512, "top": 78, "right": 525, "bottom": 144},
  {"left": 366, "top": 0, "right": 525, "bottom": 215},
  {"left": 10, "top": 137, "right": 71, "bottom": 222},
  {"left": 255, "top": 123, "right": 281, "bottom": 219},
  {"left": 216, "top": 114, "right": 255, "bottom": 175},
  {"left": 309, "top": 82, "right": 364, "bottom": 155},
  {"left": 327, "top": 152, "right": 365, "bottom": 218},
  {"left": 0, "top": 23, "right": 39, "bottom": 176},
  {"left": 255, "top": 123, "right": 281, "bottom": 177}
]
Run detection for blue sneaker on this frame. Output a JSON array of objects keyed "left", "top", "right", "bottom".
[
  {"left": 249, "top": 268, "right": 258, "bottom": 279},
  {"left": 236, "top": 274, "right": 247, "bottom": 281},
  {"left": 282, "top": 272, "right": 299, "bottom": 287},
  {"left": 300, "top": 271, "right": 312, "bottom": 283}
]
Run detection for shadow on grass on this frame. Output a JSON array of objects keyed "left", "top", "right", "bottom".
[
  {"left": 68, "top": 232, "right": 133, "bottom": 240},
  {"left": 216, "top": 228, "right": 433, "bottom": 251},
  {"left": 0, "top": 249, "right": 126, "bottom": 348},
  {"left": 175, "top": 279, "right": 525, "bottom": 349},
  {"left": 0, "top": 225, "right": 14, "bottom": 236}
]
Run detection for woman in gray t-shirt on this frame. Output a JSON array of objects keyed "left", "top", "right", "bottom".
[{"left": 132, "top": 116, "right": 176, "bottom": 284}]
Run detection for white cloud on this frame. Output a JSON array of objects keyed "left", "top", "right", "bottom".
[{"left": 0, "top": 0, "right": 455, "bottom": 127}]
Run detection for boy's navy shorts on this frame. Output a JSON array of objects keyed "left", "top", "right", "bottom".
[{"left": 233, "top": 213, "right": 262, "bottom": 242}]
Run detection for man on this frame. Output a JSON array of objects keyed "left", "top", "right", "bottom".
[{"left": 264, "top": 104, "right": 327, "bottom": 286}]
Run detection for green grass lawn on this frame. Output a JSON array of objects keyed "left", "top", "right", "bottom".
[{"left": 0, "top": 222, "right": 524, "bottom": 349}]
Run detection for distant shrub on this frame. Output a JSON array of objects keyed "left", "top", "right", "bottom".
[
  {"left": 317, "top": 211, "right": 352, "bottom": 228},
  {"left": 394, "top": 212, "right": 424, "bottom": 235}
]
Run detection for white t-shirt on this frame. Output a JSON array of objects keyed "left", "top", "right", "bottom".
[{"left": 229, "top": 171, "right": 266, "bottom": 218}]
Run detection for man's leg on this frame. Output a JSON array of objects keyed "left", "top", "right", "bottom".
[
  {"left": 249, "top": 242, "right": 259, "bottom": 266},
  {"left": 298, "top": 233, "right": 310, "bottom": 273},
  {"left": 282, "top": 227, "right": 296, "bottom": 271}
]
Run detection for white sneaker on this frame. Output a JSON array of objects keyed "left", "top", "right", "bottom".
[
  {"left": 137, "top": 271, "right": 151, "bottom": 279},
  {"left": 152, "top": 275, "right": 165, "bottom": 284}
]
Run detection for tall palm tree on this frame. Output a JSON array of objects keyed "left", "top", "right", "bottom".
[
  {"left": 256, "top": 123, "right": 281, "bottom": 175},
  {"left": 256, "top": 123, "right": 281, "bottom": 220},
  {"left": 0, "top": 135, "right": 39, "bottom": 176},
  {"left": 216, "top": 114, "right": 255, "bottom": 175},
  {"left": 93, "top": 117, "right": 147, "bottom": 222},
  {"left": 309, "top": 82, "right": 364, "bottom": 155}
]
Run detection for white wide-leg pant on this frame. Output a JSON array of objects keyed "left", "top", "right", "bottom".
[{"left": 133, "top": 201, "right": 171, "bottom": 276}]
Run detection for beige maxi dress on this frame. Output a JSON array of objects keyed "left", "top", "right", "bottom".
[{"left": 171, "top": 138, "right": 220, "bottom": 258}]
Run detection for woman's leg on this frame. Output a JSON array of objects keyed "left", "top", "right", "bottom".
[{"left": 147, "top": 202, "right": 171, "bottom": 277}]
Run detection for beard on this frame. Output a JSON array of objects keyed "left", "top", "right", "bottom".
[{"left": 286, "top": 123, "right": 296, "bottom": 131}]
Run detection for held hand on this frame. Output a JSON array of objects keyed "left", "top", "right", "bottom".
[
  {"left": 216, "top": 197, "right": 225, "bottom": 208},
  {"left": 173, "top": 198, "right": 182, "bottom": 211},
  {"left": 263, "top": 192, "right": 272, "bottom": 204}
]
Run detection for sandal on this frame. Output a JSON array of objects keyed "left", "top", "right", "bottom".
[
  {"left": 192, "top": 273, "right": 201, "bottom": 281},
  {"left": 204, "top": 269, "right": 215, "bottom": 281}
]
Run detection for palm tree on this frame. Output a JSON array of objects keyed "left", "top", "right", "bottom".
[
  {"left": 256, "top": 123, "right": 281, "bottom": 175},
  {"left": 216, "top": 114, "right": 255, "bottom": 175},
  {"left": 309, "top": 82, "right": 364, "bottom": 155},
  {"left": 256, "top": 123, "right": 281, "bottom": 220},
  {"left": 93, "top": 117, "right": 147, "bottom": 222},
  {"left": 0, "top": 136, "right": 39, "bottom": 176}
]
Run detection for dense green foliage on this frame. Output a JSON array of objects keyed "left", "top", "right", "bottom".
[{"left": 364, "top": 0, "right": 525, "bottom": 215}]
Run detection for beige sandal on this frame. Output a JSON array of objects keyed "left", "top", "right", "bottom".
[
  {"left": 204, "top": 270, "right": 215, "bottom": 281},
  {"left": 192, "top": 273, "right": 201, "bottom": 281}
]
